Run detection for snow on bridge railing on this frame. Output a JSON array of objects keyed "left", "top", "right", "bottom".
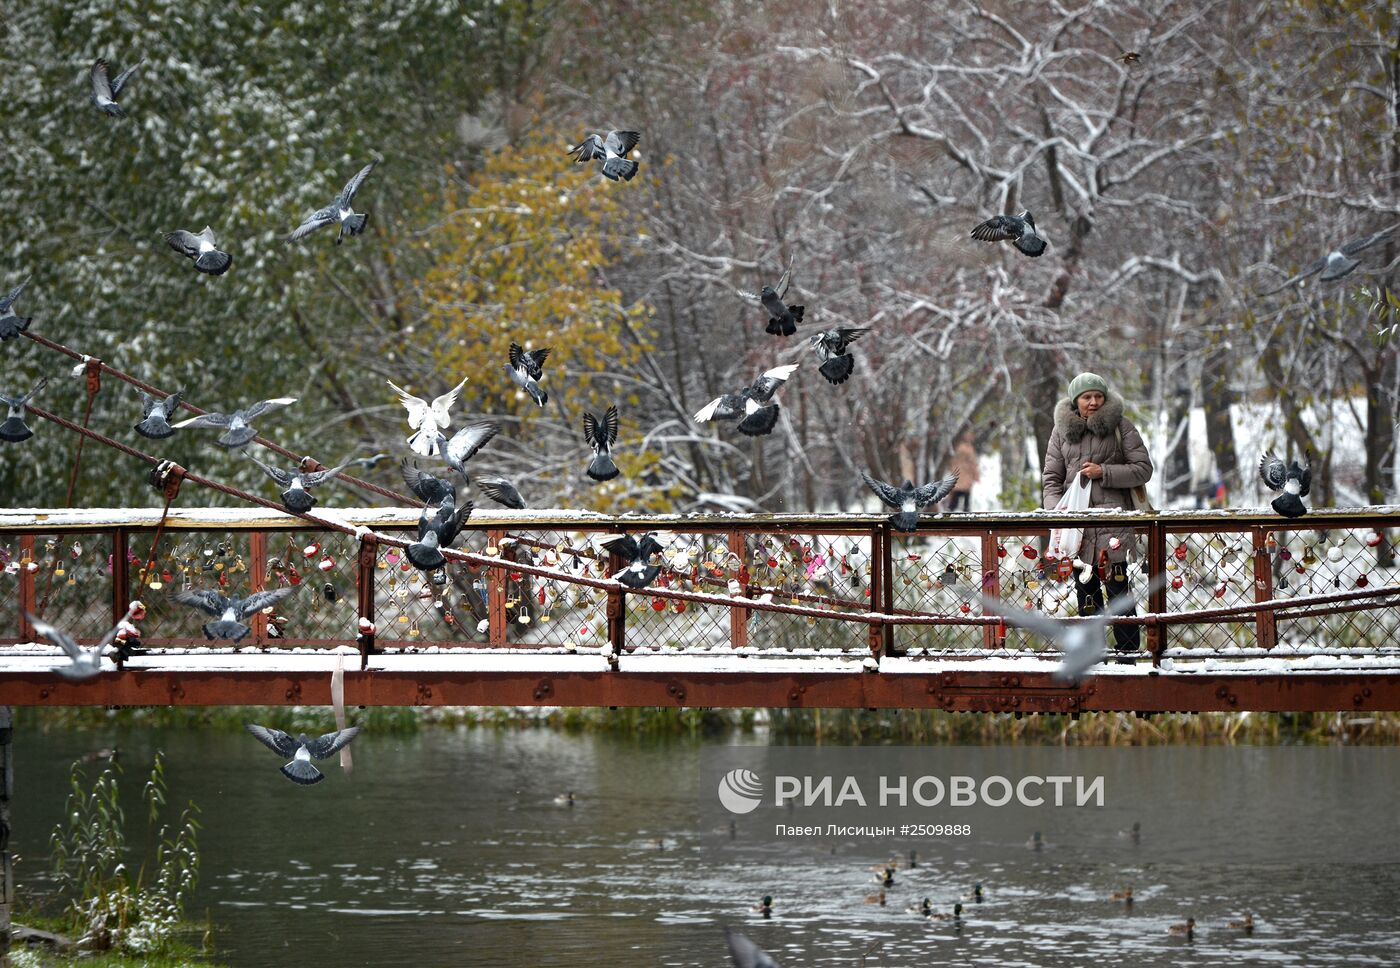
[{"left": 1, "top": 506, "right": 1398, "bottom": 672}]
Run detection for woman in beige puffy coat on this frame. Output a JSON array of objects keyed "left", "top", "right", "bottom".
[{"left": 1042, "top": 372, "right": 1153, "bottom": 655}]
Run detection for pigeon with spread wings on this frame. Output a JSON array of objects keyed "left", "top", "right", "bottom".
[
  {"left": 387, "top": 377, "right": 468, "bottom": 458},
  {"left": 479, "top": 477, "right": 526, "bottom": 510},
  {"left": 171, "top": 587, "right": 298, "bottom": 644},
  {"left": 505, "top": 342, "right": 551, "bottom": 407},
  {"left": 582, "top": 405, "right": 621, "bottom": 482},
  {"left": 809, "top": 327, "right": 870, "bottom": 385},
  {"left": 0, "top": 276, "right": 33, "bottom": 341},
  {"left": 860, "top": 472, "right": 960, "bottom": 533},
  {"left": 1259, "top": 451, "right": 1311, "bottom": 518},
  {"left": 287, "top": 161, "right": 377, "bottom": 245},
  {"left": 134, "top": 388, "right": 182, "bottom": 440},
  {"left": 568, "top": 130, "right": 641, "bottom": 181},
  {"left": 249, "top": 456, "right": 350, "bottom": 514},
  {"left": 600, "top": 533, "right": 665, "bottom": 589},
  {"left": 90, "top": 57, "right": 141, "bottom": 117},
  {"left": 244, "top": 723, "right": 361, "bottom": 786},
  {"left": 1260, "top": 226, "right": 1398, "bottom": 294},
  {"left": 0, "top": 378, "right": 47, "bottom": 443},
  {"left": 172, "top": 397, "right": 297, "bottom": 448},
  {"left": 400, "top": 459, "right": 456, "bottom": 505},
  {"left": 693, "top": 365, "right": 798, "bottom": 437},
  {"left": 737, "top": 257, "right": 804, "bottom": 336},
  {"left": 29, "top": 602, "right": 142, "bottom": 681},
  {"left": 971, "top": 210, "right": 1048, "bottom": 257},
  {"left": 407, "top": 495, "right": 473, "bottom": 571},
  {"left": 165, "top": 226, "right": 233, "bottom": 276},
  {"left": 440, "top": 420, "right": 499, "bottom": 485}
]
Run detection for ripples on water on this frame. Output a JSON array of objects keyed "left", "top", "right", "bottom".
[{"left": 16, "top": 727, "right": 1400, "bottom": 967}]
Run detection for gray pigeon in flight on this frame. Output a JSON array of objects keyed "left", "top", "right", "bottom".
[
  {"left": 90, "top": 57, "right": 141, "bottom": 117},
  {"left": 478, "top": 477, "right": 526, "bottom": 510},
  {"left": 1259, "top": 451, "right": 1311, "bottom": 518},
  {"left": 29, "top": 604, "right": 141, "bottom": 681},
  {"left": 737, "top": 257, "right": 804, "bottom": 336},
  {"left": 0, "top": 378, "right": 46, "bottom": 443},
  {"left": 583, "top": 404, "right": 620, "bottom": 482},
  {"left": 440, "top": 420, "right": 499, "bottom": 485},
  {"left": 287, "top": 161, "right": 377, "bottom": 245},
  {"left": 860, "top": 472, "right": 960, "bottom": 532},
  {"left": 244, "top": 723, "right": 361, "bottom": 786},
  {"left": 400, "top": 459, "right": 456, "bottom": 505},
  {"left": 724, "top": 928, "right": 781, "bottom": 968},
  {"left": 172, "top": 397, "right": 297, "bottom": 448},
  {"left": 601, "top": 533, "right": 665, "bottom": 589},
  {"left": 134, "top": 388, "right": 183, "bottom": 439},
  {"left": 249, "top": 455, "right": 350, "bottom": 513},
  {"left": 568, "top": 130, "right": 641, "bottom": 181},
  {"left": 810, "top": 327, "right": 870, "bottom": 385},
  {"left": 165, "top": 226, "right": 233, "bottom": 275},
  {"left": 693, "top": 364, "right": 799, "bottom": 437},
  {"left": 0, "top": 276, "right": 33, "bottom": 341},
  {"left": 1261, "top": 226, "right": 1398, "bottom": 294},
  {"left": 505, "top": 342, "right": 550, "bottom": 407},
  {"left": 170, "top": 586, "right": 298, "bottom": 643},
  {"left": 407, "top": 494, "right": 473, "bottom": 571},
  {"left": 978, "top": 576, "right": 1166, "bottom": 684},
  {"left": 971, "top": 210, "right": 1048, "bottom": 257}
]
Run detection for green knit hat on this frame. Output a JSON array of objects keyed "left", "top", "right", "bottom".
[{"left": 1068, "top": 372, "right": 1109, "bottom": 402}]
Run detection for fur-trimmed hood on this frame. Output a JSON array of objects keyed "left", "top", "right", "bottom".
[{"left": 1053, "top": 391, "right": 1124, "bottom": 443}]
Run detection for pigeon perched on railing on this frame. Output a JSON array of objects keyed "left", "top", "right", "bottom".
[
  {"left": 505, "top": 342, "right": 551, "bottom": 407},
  {"left": 400, "top": 459, "right": 456, "bottom": 505},
  {"left": 90, "top": 57, "right": 141, "bottom": 117},
  {"left": 568, "top": 130, "right": 641, "bottom": 181},
  {"left": 171, "top": 586, "right": 299, "bottom": 643},
  {"left": 1259, "top": 226, "right": 1398, "bottom": 294},
  {"left": 1259, "top": 451, "right": 1312, "bottom": 518},
  {"left": 809, "top": 327, "right": 870, "bottom": 385},
  {"left": 407, "top": 495, "right": 473, "bottom": 571},
  {"left": 479, "top": 477, "right": 526, "bottom": 510},
  {"left": 0, "top": 276, "right": 33, "bottom": 341},
  {"left": 737, "top": 257, "right": 804, "bottom": 336},
  {"left": 694, "top": 365, "right": 799, "bottom": 437},
  {"left": 244, "top": 723, "right": 361, "bottom": 786},
  {"left": 387, "top": 377, "right": 468, "bottom": 458},
  {"left": 440, "top": 421, "right": 499, "bottom": 485},
  {"left": 249, "top": 455, "right": 350, "bottom": 513},
  {"left": 582, "top": 404, "right": 621, "bottom": 481},
  {"left": 172, "top": 397, "right": 297, "bottom": 448},
  {"left": 0, "top": 378, "right": 46, "bottom": 443},
  {"left": 29, "top": 602, "right": 142, "bottom": 681},
  {"left": 860, "top": 472, "right": 960, "bottom": 532},
  {"left": 287, "top": 161, "right": 377, "bottom": 245},
  {"left": 601, "top": 533, "right": 665, "bottom": 588},
  {"left": 971, "top": 210, "right": 1048, "bottom": 257},
  {"left": 724, "top": 928, "right": 780, "bottom": 968},
  {"left": 164, "top": 226, "right": 233, "bottom": 276},
  {"left": 133, "top": 388, "right": 183, "bottom": 439}
]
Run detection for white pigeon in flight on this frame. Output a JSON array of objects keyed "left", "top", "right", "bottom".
[{"left": 387, "top": 377, "right": 468, "bottom": 458}]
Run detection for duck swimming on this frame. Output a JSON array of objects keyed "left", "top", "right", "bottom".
[
  {"left": 754, "top": 895, "right": 773, "bottom": 917},
  {"left": 1228, "top": 914, "right": 1254, "bottom": 933},
  {"left": 863, "top": 890, "right": 886, "bottom": 906},
  {"left": 906, "top": 897, "right": 932, "bottom": 917},
  {"left": 1168, "top": 917, "right": 1195, "bottom": 938},
  {"left": 931, "top": 902, "right": 964, "bottom": 922}
]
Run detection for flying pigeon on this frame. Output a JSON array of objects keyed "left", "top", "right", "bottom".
[
  {"left": 1260, "top": 226, "right": 1398, "bottom": 294},
  {"left": 249, "top": 455, "right": 350, "bottom": 514},
  {"left": 133, "top": 388, "right": 183, "bottom": 439},
  {"left": 478, "top": 477, "right": 526, "bottom": 510},
  {"left": 693, "top": 364, "right": 798, "bottom": 437},
  {"left": 724, "top": 928, "right": 780, "bottom": 968},
  {"left": 171, "top": 586, "right": 298, "bottom": 644},
  {"left": 582, "top": 404, "right": 620, "bottom": 482},
  {"left": 971, "top": 210, "right": 1048, "bottom": 257},
  {"left": 244, "top": 723, "right": 361, "bottom": 786},
  {"left": 90, "top": 57, "right": 141, "bottom": 117},
  {"left": 1118, "top": 50, "right": 1141, "bottom": 64},
  {"left": 387, "top": 377, "right": 469, "bottom": 458},
  {"left": 568, "top": 130, "right": 641, "bottom": 181},
  {"left": 505, "top": 342, "right": 550, "bottom": 407},
  {"left": 172, "top": 397, "right": 297, "bottom": 448},
  {"left": 440, "top": 420, "right": 499, "bottom": 485},
  {"left": 0, "top": 276, "right": 33, "bottom": 341},
  {"left": 407, "top": 494, "right": 473, "bottom": 571},
  {"left": 164, "top": 226, "right": 233, "bottom": 276},
  {"left": 737, "top": 257, "right": 804, "bottom": 336},
  {"left": 29, "top": 603, "right": 141, "bottom": 681},
  {"left": 809, "top": 327, "right": 870, "bottom": 385},
  {"left": 860, "top": 472, "right": 960, "bottom": 532},
  {"left": 1259, "top": 451, "right": 1312, "bottom": 518},
  {"left": 978, "top": 577, "right": 1165, "bottom": 683},
  {"left": 400, "top": 459, "right": 456, "bottom": 505},
  {"left": 287, "top": 161, "right": 377, "bottom": 245},
  {"left": 0, "top": 378, "right": 46, "bottom": 443},
  {"left": 600, "top": 533, "right": 665, "bottom": 589}
]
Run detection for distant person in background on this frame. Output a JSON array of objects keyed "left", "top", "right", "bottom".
[
  {"left": 1042, "top": 372, "right": 1153, "bottom": 658},
  {"left": 947, "top": 428, "right": 979, "bottom": 512}
]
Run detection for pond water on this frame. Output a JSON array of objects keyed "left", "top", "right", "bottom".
[{"left": 14, "top": 724, "right": 1400, "bottom": 967}]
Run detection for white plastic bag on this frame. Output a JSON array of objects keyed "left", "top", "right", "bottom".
[{"left": 1048, "top": 471, "right": 1091, "bottom": 560}]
